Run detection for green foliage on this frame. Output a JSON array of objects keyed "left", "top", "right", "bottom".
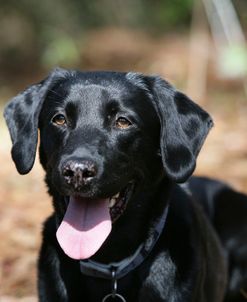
[
  {"left": 141, "top": 0, "right": 193, "bottom": 30},
  {"left": 41, "top": 34, "right": 80, "bottom": 68},
  {"left": 218, "top": 45, "right": 247, "bottom": 78},
  {"left": 3, "top": 0, "right": 247, "bottom": 74}
]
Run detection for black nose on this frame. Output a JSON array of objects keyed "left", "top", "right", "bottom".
[{"left": 62, "top": 159, "right": 97, "bottom": 189}]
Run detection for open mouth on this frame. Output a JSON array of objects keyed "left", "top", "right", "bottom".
[
  {"left": 108, "top": 183, "right": 134, "bottom": 222},
  {"left": 56, "top": 183, "right": 134, "bottom": 260}
]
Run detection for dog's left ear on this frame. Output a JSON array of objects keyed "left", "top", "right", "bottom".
[
  {"left": 147, "top": 76, "right": 213, "bottom": 183},
  {"left": 4, "top": 67, "right": 68, "bottom": 175}
]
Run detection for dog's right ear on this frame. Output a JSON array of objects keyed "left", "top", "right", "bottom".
[{"left": 4, "top": 67, "right": 68, "bottom": 175}]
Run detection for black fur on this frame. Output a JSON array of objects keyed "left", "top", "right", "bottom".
[{"left": 4, "top": 68, "right": 247, "bottom": 301}]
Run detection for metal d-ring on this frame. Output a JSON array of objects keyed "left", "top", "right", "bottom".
[
  {"left": 101, "top": 268, "right": 126, "bottom": 302},
  {"left": 102, "top": 293, "right": 126, "bottom": 302}
]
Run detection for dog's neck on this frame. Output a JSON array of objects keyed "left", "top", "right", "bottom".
[{"left": 91, "top": 178, "right": 173, "bottom": 263}]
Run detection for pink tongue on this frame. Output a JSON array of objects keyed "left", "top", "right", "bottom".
[{"left": 56, "top": 196, "right": 112, "bottom": 260}]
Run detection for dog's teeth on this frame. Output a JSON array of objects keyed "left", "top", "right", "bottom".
[
  {"left": 113, "top": 192, "right": 120, "bottom": 199},
  {"left": 109, "top": 198, "right": 117, "bottom": 208},
  {"left": 109, "top": 192, "right": 120, "bottom": 208}
]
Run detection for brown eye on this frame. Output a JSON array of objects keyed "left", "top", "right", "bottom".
[
  {"left": 115, "top": 117, "right": 132, "bottom": 129},
  {"left": 52, "top": 114, "right": 67, "bottom": 126}
]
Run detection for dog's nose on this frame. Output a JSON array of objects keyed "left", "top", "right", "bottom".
[{"left": 62, "top": 159, "right": 97, "bottom": 189}]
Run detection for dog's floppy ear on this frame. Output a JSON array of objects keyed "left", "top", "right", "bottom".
[
  {"left": 4, "top": 67, "right": 68, "bottom": 175},
  {"left": 148, "top": 76, "right": 213, "bottom": 183}
]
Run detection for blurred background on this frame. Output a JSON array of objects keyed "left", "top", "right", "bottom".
[{"left": 0, "top": 0, "right": 247, "bottom": 301}]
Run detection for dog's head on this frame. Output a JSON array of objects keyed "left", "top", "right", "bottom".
[{"left": 4, "top": 68, "right": 213, "bottom": 259}]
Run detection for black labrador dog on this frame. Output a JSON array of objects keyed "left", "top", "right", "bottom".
[{"left": 4, "top": 68, "right": 247, "bottom": 302}]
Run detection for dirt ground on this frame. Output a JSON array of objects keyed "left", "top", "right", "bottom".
[{"left": 1, "top": 29, "right": 247, "bottom": 301}]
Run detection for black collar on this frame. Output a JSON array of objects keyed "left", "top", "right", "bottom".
[{"left": 79, "top": 204, "right": 169, "bottom": 280}]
